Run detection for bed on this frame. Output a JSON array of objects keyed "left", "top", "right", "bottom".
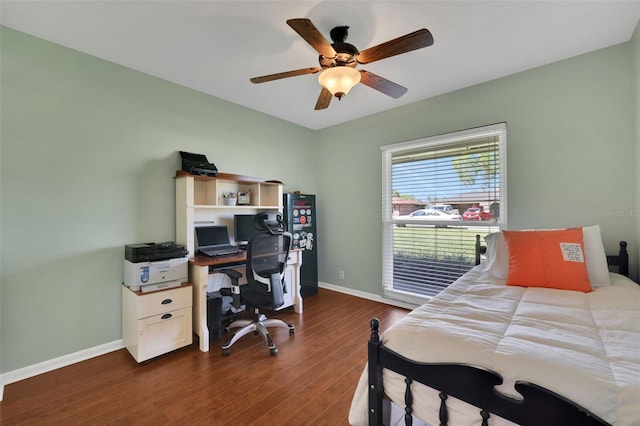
[{"left": 349, "top": 226, "right": 638, "bottom": 426}]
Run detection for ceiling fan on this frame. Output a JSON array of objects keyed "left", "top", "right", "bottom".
[{"left": 250, "top": 18, "right": 434, "bottom": 110}]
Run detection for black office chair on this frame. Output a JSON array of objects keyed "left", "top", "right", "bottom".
[{"left": 220, "top": 213, "right": 295, "bottom": 356}]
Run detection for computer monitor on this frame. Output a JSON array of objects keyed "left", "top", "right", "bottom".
[{"left": 234, "top": 214, "right": 258, "bottom": 247}]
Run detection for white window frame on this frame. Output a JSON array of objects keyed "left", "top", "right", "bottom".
[{"left": 381, "top": 123, "right": 508, "bottom": 305}]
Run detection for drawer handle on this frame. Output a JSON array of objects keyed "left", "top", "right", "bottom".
[
  {"left": 161, "top": 313, "right": 172, "bottom": 320},
  {"left": 161, "top": 299, "right": 173, "bottom": 305}
]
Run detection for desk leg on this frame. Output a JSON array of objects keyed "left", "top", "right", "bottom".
[
  {"left": 190, "top": 263, "right": 210, "bottom": 352},
  {"left": 292, "top": 250, "right": 303, "bottom": 314}
]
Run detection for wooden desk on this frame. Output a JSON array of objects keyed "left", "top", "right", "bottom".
[{"left": 189, "top": 249, "right": 303, "bottom": 352}]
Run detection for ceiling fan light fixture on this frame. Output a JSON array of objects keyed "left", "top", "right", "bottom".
[{"left": 318, "top": 67, "right": 361, "bottom": 100}]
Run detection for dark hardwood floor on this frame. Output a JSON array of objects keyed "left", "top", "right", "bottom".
[{"left": 1, "top": 288, "right": 409, "bottom": 425}]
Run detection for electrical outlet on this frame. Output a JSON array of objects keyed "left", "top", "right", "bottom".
[{"left": 339, "top": 270, "right": 345, "bottom": 280}]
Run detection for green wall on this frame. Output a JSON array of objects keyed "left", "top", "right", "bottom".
[
  {"left": 315, "top": 41, "right": 637, "bottom": 294},
  {"left": 633, "top": 21, "right": 640, "bottom": 282},
  {"left": 2, "top": 22, "right": 638, "bottom": 375},
  {"left": 0, "top": 28, "right": 315, "bottom": 373}
]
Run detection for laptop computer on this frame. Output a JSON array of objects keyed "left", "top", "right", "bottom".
[{"left": 195, "top": 225, "right": 241, "bottom": 257}]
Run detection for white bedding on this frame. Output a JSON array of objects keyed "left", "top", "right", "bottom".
[{"left": 349, "top": 267, "right": 640, "bottom": 426}]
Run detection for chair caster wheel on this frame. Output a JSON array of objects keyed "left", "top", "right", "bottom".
[
  {"left": 270, "top": 348, "right": 278, "bottom": 356},
  {"left": 289, "top": 329, "right": 295, "bottom": 336},
  {"left": 222, "top": 348, "right": 231, "bottom": 356}
]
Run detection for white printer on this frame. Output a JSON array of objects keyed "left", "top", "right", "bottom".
[{"left": 124, "top": 242, "right": 188, "bottom": 292}]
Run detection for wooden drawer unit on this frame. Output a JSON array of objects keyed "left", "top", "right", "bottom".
[
  {"left": 122, "top": 283, "right": 193, "bottom": 362},
  {"left": 136, "top": 286, "right": 191, "bottom": 318}
]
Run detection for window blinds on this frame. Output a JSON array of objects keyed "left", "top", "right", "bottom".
[{"left": 382, "top": 124, "right": 506, "bottom": 303}]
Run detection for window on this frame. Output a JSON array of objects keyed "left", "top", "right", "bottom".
[{"left": 382, "top": 123, "right": 507, "bottom": 304}]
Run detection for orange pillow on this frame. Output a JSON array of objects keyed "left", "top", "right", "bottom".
[{"left": 503, "top": 229, "right": 592, "bottom": 292}]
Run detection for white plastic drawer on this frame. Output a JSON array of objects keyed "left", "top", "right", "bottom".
[{"left": 136, "top": 285, "right": 192, "bottom": 319}]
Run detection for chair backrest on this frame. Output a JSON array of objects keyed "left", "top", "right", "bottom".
[
  {"left": 254, "top": 211, "right": 286, "bottom": 235},
  {"left": 246, "top": 231, "right": 292, "bottom": 309}
]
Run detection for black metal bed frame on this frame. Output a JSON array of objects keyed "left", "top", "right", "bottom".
[{"left": 367, "top": 241, "right": 630, "bottom": 426}]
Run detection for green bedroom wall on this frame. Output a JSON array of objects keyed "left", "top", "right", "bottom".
[
  {"left": 632, "top": 21, "right": 640, "bottom": 283},
  {"left": 0, "top": 27, "right": 316, "bottom": 373},
  {"left": 315, "top": 41, "right": 636, "bottom": 294}
]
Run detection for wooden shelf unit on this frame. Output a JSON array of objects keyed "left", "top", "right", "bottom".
[{"left": 175, "top": 171, "right": 284, "bottom": 257}]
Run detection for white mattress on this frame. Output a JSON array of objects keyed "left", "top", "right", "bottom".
[{"left": 349, "top": 267, "right": 640, "bottom": 426}]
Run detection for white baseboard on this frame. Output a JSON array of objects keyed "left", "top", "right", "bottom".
[
  {"left": 0, "top": 339, "right": 124, "bottom": 400},
  {"left": 318, "top": 281, "right": 418, "bottom": 310}
]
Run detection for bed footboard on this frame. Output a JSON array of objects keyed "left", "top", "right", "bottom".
[{"left": 367, "top": 318, "right": 611, "bottom": 426}]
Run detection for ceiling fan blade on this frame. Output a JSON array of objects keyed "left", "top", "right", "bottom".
[
  {"left": 356, "top": 28, "right": 434, "bottom": 64},
  {"left": 359, "top": 70, "right": 408, "bottom": 99},
  {"left": 314, "top": 87, "right": 333, "bottom": 110},
  {"left": 250, "top": 67, "right": 322, "bottom": 84},
  {"left": 287, "top": 18, "right": 337, "bottom": 58}
]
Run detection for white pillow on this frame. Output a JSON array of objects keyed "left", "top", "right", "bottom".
[
  {"left": 582, "top": 225, "right": 611, "bottom": 287},
  {"left": 483, "top": 225, "right": 611, "bottom": 287},
  {"left": 483, "top": 232, "right": 509, "bottom": 279}
]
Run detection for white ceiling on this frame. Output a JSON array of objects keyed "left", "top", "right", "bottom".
[{"left": 2, "top": 1, "right": 639, "bottom": 130}]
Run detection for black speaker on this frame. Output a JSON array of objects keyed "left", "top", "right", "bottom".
[{"left": 206, "top": 292, "right": 223, "bottom": 341}]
